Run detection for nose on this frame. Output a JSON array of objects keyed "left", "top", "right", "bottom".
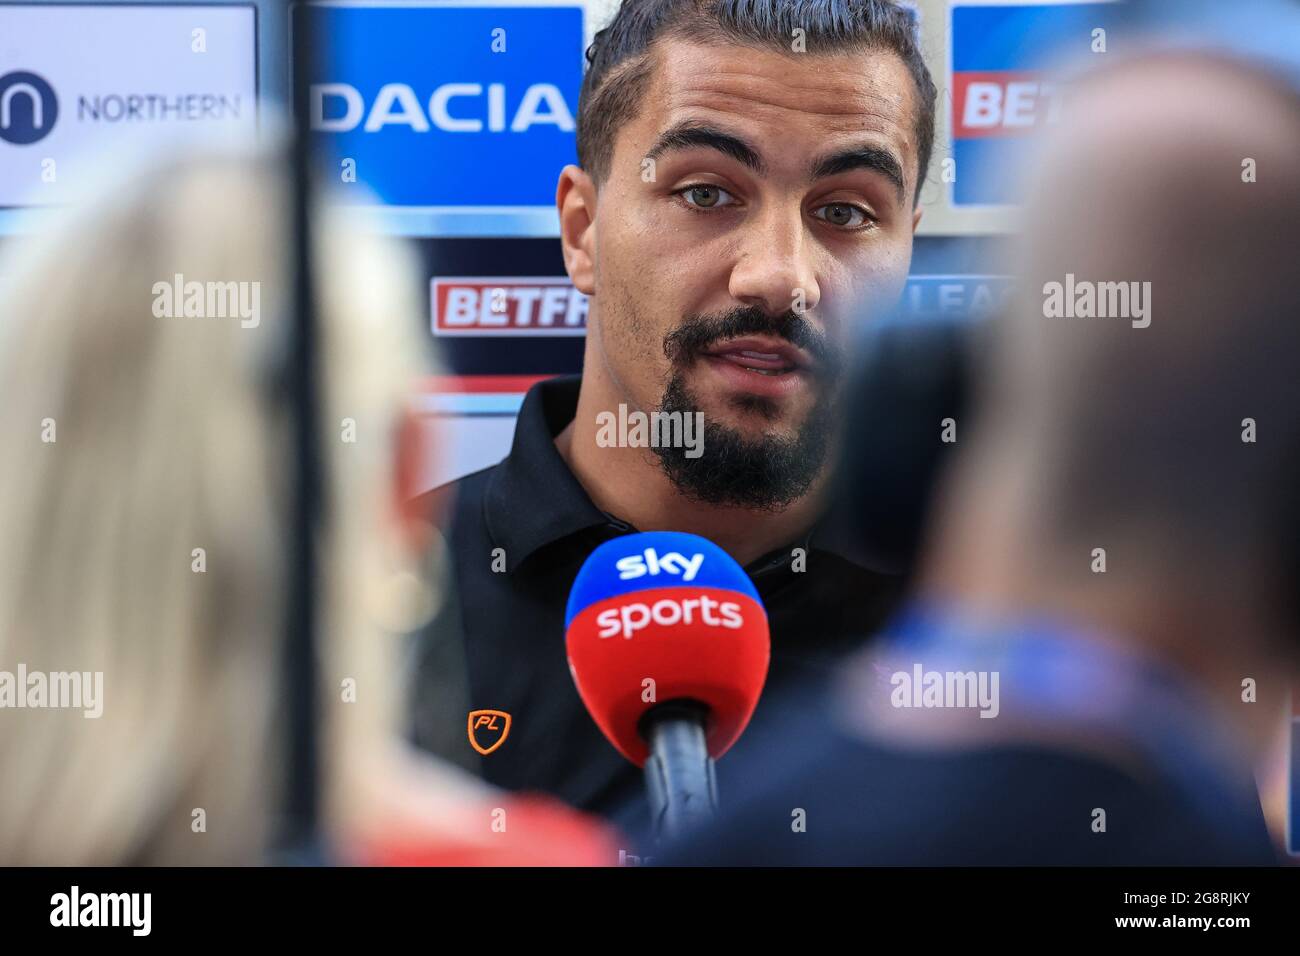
[{"left": 727, "top": 205, "right": 821, "bottom": 319}]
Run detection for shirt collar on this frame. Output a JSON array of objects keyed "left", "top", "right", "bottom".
[
  {"left": 484, "top": 374, "right": 896, "bottom": 577},
  {"left": 484, "top": 375, "right": 612, "bottom": 572}
]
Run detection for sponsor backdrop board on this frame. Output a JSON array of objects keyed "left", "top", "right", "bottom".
[
  {"left": 914, "top": 0, "right": 1120, "bottom": 234},
  {"left": 948, "top": 1, "right": 1119, "bottom": 207},
  {"left": 299, "top": 2, "right": 586, "bottom": 237},
  {"left": 0, "top": 3, "right": 258, "bottom": 207}
]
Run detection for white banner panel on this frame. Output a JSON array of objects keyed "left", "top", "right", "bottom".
[{"left": 0, "top": 4, "right": 257, "bottom": 206}]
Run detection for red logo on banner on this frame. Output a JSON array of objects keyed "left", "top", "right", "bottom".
[
  {"left": 952, "top": 71, "right": 1061, "bottom": 139},
  {"left": 432, "top": 277, "right": 588, "bottom": 336}
]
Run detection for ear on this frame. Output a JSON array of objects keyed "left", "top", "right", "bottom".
[
  {"left": 912, "top": 206, "right": 924, "bottom": 233},
  {"left": 557, "top": 164, "right": 597, "bottom": 295}
]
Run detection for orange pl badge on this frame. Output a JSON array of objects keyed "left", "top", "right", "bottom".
[{"left": 468, "top": 709, "right": 512, "bottom": 756}]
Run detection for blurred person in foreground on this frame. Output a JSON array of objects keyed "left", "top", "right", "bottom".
[
  {"left": 665, "top": 43, "right": 1300, "bottom": 865},
  {"left": 0, "top": 147, "right": 615, "bottom": 865}
]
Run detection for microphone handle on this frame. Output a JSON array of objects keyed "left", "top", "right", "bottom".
[{"left": 641, "top": 700, "right": 718, "bottom": 842}]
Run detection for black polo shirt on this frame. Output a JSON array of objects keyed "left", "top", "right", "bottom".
[{"left": 407, "top": 374, "right": 904, "bottom": 839}]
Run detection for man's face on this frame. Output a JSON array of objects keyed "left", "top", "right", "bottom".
[{"left": 571, "top": 38, "right": 921, "bottom": 508}]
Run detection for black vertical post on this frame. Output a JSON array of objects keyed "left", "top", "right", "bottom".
[{"left": 278, "top": 0, "right": 323, "bottom": 861}]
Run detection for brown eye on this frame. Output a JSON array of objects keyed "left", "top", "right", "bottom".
[
  {"left": 680, "top": 184, "right": 733, "bottom": 209},
  {"left": 814, "top": 202, "right": 869, "bottom": 228},
  {"left": 693, "top": 186, "right": 719, "bottom": 207}
]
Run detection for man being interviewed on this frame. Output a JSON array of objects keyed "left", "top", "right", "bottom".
[{"left": 409, "top": 0, "right": 936, "bottom": 839}]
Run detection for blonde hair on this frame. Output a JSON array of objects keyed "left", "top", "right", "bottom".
[{"left": 0, "top": 145, "right": 437, "bottom": 863}]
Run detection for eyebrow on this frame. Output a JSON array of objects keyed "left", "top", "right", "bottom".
[
  {"left": 645, "top": 121, "right": 766, "bottom": 174},
  {"left": 810, "top": 145, "right": 907, "bottom": 204},
  {"left": 645, "top": 120, "right": 908, "bottom": 203}
]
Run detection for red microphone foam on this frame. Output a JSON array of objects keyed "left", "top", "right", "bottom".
[{"left": 565, "top": 585, "right": 770, "bottom": 767}]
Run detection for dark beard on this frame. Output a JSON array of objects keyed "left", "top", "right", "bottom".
[{"left": 651, "top": 308, "right": 842, "bottom": 511}]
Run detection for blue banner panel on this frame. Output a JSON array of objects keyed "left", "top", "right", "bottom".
[{"left": 299, "top": 4, "right": 583, "bottom": 213}]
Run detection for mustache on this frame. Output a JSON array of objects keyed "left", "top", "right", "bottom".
[{"left": 662, "top": 306, "right": 844, "bottom": 380}]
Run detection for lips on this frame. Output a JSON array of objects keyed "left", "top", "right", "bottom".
[
  {"left": 703, "top": 336, "right": 812, "bottom": 375},
  {"left": 700, "top": 336, "right": 813, "bottom": 399}
]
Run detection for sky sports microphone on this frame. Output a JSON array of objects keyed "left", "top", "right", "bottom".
[{"left": 565, "top": 531, "right": 769, "bottom": 840}]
